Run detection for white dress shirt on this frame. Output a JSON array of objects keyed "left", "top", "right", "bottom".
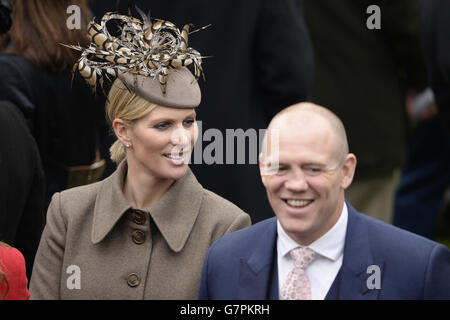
[{"left": 277, "top": 203, "right": 348, "bottom": 300}]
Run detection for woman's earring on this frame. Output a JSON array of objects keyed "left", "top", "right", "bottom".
[{"left": 125, "top": 143, "right": 131, "bottom": 148}]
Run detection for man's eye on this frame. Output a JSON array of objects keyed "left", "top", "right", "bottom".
[
  {"left": 306, "top": 167, "right": 321, "bottom": 174},
  {"left": 276, "top": 166, "right": 287, "bottom": 173}
]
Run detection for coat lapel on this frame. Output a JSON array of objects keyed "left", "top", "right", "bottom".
[
  {"left": 91, "top": 161, "right": 131, "bottom": 244},
  {"left": 326, "top": 203, "right": 383, "bottom": 300},
  {"left": 237, "top": 218, "right": 279, "bottom": 299},
  {"left": 91, "top": 161, "right": 203, "bottom": 251},
  {"left": 146, "top": 168, "right": 203, "bottom": 252}
]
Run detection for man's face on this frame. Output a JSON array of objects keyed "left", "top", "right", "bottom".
[{"left": 260, "top": 119, "right": 355, "bottom": 245}]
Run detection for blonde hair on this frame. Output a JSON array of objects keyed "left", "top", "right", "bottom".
[{"left": 106, "top": 79, "right": 158, "bottom": 164}]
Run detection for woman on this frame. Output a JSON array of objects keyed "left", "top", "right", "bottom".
[
  {"left": 0, "top": 0, "right": 106, "bottom": 207},
  {"left": 0, "top": 242, "right": 30, "bottom": 300},
  {"left": 29, "top": 12, "right": 251, "bottom": 299}
]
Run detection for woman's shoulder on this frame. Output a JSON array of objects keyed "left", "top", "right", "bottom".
[
  {"left": 200, "top": 188, "right": 248, "bottom": 218},
  {"left": 57, "top": 179, "right": 103, "bottom": 201},
  {"left": 197, "top": 188, "right": 251, "bottom": 236},
  {"left": 48, "top": 180, "right": 105, "bottom": 217},
  {"left": 0, "top": 246, "right": 25, "bottom": 262}
]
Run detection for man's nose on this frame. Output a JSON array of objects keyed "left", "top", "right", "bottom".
[{"left": 284, "top": 171, "right": 308, "bottom": 192}]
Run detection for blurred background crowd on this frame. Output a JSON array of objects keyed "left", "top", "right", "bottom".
[{"left": 0, "top": 0, "right": 449, "bottom": 299}]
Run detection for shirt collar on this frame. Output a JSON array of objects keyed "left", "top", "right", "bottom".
[
  {"left": 91, "top": 160, "right": 204, "bottom": 252},
  {"left": 277, "top": 203, "right": 348, "bottom": 261}
]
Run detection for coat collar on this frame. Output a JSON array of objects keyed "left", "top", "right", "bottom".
[{"left": 91, "top": 160, "right": 204, "bottom": 252}]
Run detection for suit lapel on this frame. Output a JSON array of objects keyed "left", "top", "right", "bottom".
[
  {"left": 237, "top": 218, "right": 279, "bottom": 299},
  {"left": 326, "top": 203, "right": 383, "bottom": 300}
]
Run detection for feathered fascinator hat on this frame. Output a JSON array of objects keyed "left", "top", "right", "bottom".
[{"left": 65, "top": 8, "right": 207, "bottom": 108}]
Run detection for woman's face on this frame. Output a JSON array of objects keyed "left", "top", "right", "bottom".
[{"left": 126, "top": 106, "right": 198, "bottom": 181}]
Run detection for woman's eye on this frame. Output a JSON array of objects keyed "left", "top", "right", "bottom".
[
  {"left": 183, "top": 119, "right": 195, "bottom": 127},
  {"left": 154, "top": 122, "right": 170, "bottom": 130}
]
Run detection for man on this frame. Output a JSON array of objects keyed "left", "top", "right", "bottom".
[{"left": 198, "top": 103, "right": 450, "bottom": 300}]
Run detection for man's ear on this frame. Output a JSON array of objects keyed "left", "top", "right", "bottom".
[
  {"left": 341, "top": 153, "right": 357, "bottom": 190},
  {"left": 112, "top": 118, "right": 132, "bottom": 146}
]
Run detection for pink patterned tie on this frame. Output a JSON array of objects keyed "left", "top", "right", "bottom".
[{"left": 280, "top": 247, "right": 316, "bottom": 300}]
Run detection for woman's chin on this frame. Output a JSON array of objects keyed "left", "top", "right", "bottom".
[{"left": 161, "top": 164, "right": 189, "bottom": 180}]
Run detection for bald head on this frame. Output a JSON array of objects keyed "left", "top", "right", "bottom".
[
  {"left": 259, "top": 103, "right": 357, "bottom": 246},
  {"left": 263, "top": 102, "right": 350, "bottom": 165}
]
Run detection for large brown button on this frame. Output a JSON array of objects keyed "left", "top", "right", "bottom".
[
  {"left": 127, "top": 273, "right": 140, "bottom": 287},
  {"left": 131, "top": 210, "right": 147, "bottom": 225},
  {"left": 132, "top": 230, "right": 146, "bottom": 245}
]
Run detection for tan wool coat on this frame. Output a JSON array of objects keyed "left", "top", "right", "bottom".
[{"left": 29, "top": 161, "right": 251, "bottom": 299}]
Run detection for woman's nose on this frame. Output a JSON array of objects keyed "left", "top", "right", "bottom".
[{"left": 170, "top": 127, "right": 191, "bottom": 147}]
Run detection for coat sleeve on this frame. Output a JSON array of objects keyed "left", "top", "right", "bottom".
[
  {"left": 224, "top": 213, "right": 251, "bottom": 235},
  {"left": 256, "top": 0, "right": 314, "bottom": 120},
  {"left": 423, "top": 243, "right": 450, "bottom": 299},
  {"left": 29, "top": 193, "right": 66, "bottom": 300}
]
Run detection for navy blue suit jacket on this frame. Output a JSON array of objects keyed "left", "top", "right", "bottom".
[{"left": 198, "top": 203, "right": 450, "bottom": 299}]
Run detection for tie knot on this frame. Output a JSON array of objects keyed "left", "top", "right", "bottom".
[{"left": 290, "top": 247, "right": 316, "bottom": 269}]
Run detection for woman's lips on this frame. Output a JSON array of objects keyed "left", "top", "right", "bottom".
[{"left": 163, "top": 149, "right": 191, "bottom": 165}]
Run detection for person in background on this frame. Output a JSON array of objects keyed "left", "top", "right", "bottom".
[
  {"left": 30, "top": 11, "right": 250, "bottom": 299},
  {"left": 0, "top": 242, "right": 30, "bottom": 300},
  {"left": 0, "top": 0, "right": 106, "bottom": 207},
  {"left": 393, "top": 0, "right": 450, "bottom": 241},
  {"left": 0, "top": 102, "right": 45, "bottom": 283},
  {"left": 302, "top": 0, "right": 428, "bottom": 223},
  {"left": 0, "top": 0, "right": 45, "bottom": 282}
]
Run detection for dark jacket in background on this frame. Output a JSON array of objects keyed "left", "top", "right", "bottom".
[
  {"left": 0, "top": 101, "right": 45, "bottom": 280},
  {"left": 392, "top": 0, "right": 450, "bottom": 239},
  {"left": 303, "top": 0, "right": 427, "bottom": 180},
  {"left": 91, "top": 0, "right": 314, "bottom": 223},
  {"left": 0, "top": 54, "right": 105, "bottom": 206},
  {"left": 420, "top": 0, "right": 450, "bottom": 134}
]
